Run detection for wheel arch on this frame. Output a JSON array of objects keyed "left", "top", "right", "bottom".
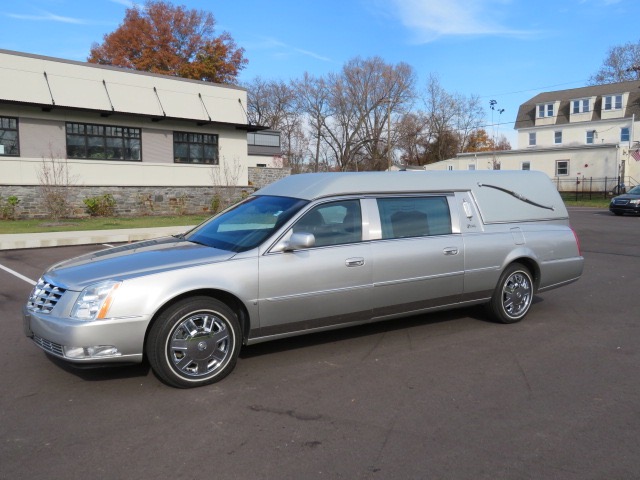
[
  {"left": 143, "top": 289, "right": 252, "bottom": 358},
  {"left": 500, "top": 250, "right": 541, "bottom": 292}
]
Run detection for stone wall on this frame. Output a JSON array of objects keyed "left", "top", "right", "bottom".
[{"left": 0, "top": 167, "right": 291, "bottom": 219}]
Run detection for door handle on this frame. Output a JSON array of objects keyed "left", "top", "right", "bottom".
[
  {"left": 345, "top": 257, "right": 365, "bottom": 267},
  {"left": 443, "top": 247, "right": 458, "bottom": 256}
]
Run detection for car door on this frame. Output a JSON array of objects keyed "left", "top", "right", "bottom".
[
  {"left": 256, "top": 199, "right": 373, "bottom": 337},
  {"left": 370, "top": 195, "right": 464, "bottom": 318}
]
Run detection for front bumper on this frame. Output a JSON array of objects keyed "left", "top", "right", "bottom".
[{"left": 23, "top": 306, "right": 150, "bottom": 364}]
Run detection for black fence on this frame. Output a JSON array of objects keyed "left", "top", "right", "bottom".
[{"left": 555, "top": 176, "right": 636, "bottom": 201}]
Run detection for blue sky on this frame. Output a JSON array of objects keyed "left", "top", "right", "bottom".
[{"left": 1, "top": 0, "right": 638, "bottom": 145}]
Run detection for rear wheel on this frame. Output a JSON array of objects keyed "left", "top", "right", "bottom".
[
  {"left": 146, "top": 296, "right": 241, "bottom": 388},
  {"left": 488, "top": 263, "right": 533, "bottom": 324}
]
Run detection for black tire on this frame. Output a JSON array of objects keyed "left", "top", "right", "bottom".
[
  {"left": 146, "top": 296, "right": 241, "bottom": 388},
  {"left": 487, "top": 263, "right": 533, "bottom": 324}
]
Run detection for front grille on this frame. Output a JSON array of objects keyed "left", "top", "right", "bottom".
[
  {"left": 613, "top": 199, "right": 629, "bottom": 205},
  {"left": 27, "top": 279, "right": 67, "bottom": 314},
  {"left": 32, "top": 334, "right": 65, "bottom": 357}
]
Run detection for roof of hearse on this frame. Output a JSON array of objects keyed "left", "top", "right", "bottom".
[{"left": 256, "top": 171, "right": 569, "bottom": 223}]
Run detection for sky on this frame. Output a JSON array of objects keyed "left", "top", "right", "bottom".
[{"left": 1, "top": 0, "right": 639, "bottom": 147}]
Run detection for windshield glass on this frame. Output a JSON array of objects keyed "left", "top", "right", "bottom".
[
  {"left": 185, "top": 195, "right": 308, "bottom": 252},
  {"left": 628, "top": 185, "right": 640, "bottom": 195}
]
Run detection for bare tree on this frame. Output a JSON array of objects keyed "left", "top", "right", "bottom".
[
  {"left": 293, "top": 73, "right": 331, "bottom": 172},
  {"left": 590, "top": 41, "right": 640, "bottom": 84}
]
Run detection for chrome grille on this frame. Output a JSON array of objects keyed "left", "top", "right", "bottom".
[
  {"left": 27, "top": 279, "right": 67, "bottom": 314},
  {"left": 613, "top": 199, "right": 629, "bottom": 205},
  {"left": 32, "top": 335, "right": 64, "bottom": 357}
]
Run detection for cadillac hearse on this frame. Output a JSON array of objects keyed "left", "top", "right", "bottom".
[{"left": 24, "top": 171, "right": 584, "bottom": 387}]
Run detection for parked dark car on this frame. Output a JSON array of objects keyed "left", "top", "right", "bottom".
[{"left": 609, "top": 185, "right": 640, "bottom": 215}]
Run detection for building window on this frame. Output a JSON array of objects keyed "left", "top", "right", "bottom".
[
  {"left": 0, "top": 116, "right": 19, "bottom": 156},
  {"left": 555, "top": 131, "right": 562, "bottom": 144},
  {"left": 556, "top": 160, "right": 569, "bottom": 176},
  {"left": 173, "top": 132, "right": 219, "bottom": 164},
  {"left": 538, "top": 103, "right": 554, "bottom": 118},
  {"left": 447, "top": 165, "right": 454, "bottom": 171},
  {"left": 572, "top": 99, "right": 590, "bottom": 114},
  {"left": 586, "top": 130, "right": 595, "bottom": 144},
  {"left": 468, "top": 164, "right": 476, "bottom": 170},
  {"left": 529, "top": 132, "right": 536, "bottom": 146},
  {"left": 621, "top": 127, "right": 630, "bottom": 142},
  {"left": 66, "top": 123, "right": 141, "bottom": 160},
  {"left": 604, "top": 94, "right": 622, "bottom": 111},
  {"left": 248, "top": 132, "right": 280, "bottom": 147},
  {"left": 522, "top": 161, "right": 531, "bottom": 171}
]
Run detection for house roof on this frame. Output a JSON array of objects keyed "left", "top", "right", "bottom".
[
  {"left": 0, "top": 49, "right": 262, "bottom": 131},
  {"left": 514, "top": 80, "right": 640, "bottom": 130}
]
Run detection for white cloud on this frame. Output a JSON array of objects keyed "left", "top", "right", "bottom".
[
  {"left": 6, "top": 11, "right": 88, "bottom": 24},
  {"left": 248, "top": 36, "right": 331, "bottom": 62},
  {"left": 109, "top": 0, "right": 136, "bottom": 7},
  {"left": 387, "top": 0, "right": 537, "bottom": 42}
]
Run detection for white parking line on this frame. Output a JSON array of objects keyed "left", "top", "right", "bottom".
[{"left": 0, "top": 263, "right": 37, "bottom": 286}]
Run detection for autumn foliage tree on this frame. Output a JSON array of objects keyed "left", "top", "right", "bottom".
[{"left": 88, "top": 1, "right": 247, "bottom": 84}]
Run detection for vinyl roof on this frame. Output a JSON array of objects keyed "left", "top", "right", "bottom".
[{"left": 0, "top": 49, "right": 258, "bottom": 130}]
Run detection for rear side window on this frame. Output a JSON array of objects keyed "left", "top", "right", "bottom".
[{"left": 377, "top": 197, "right": 452, "bottom": 239}]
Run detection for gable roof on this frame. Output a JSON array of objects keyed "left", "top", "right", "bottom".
[{"left": 514, "top": 80, "right": 640, "bottom": 129}]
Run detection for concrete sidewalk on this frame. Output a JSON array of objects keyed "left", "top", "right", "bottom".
[{"left": 0, "top": 225, "right": 194, "bottom": 250}]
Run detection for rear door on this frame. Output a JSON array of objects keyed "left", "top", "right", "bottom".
[{"left": 369, "top": 195, "right": 464, "bottom": 318}]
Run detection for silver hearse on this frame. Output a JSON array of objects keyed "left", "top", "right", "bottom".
[{"left": 24, "top": 171, "right": 584, "bottom": 388}]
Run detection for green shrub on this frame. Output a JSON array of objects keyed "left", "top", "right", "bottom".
[
  {"left": 0, "top": 195, "right": 20, "bottom": 220},
  {"left": 83, "top": 194, "right": 116, "bottom": 217}
]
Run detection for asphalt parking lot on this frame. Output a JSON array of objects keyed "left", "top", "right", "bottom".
[{"left": 1, "top": 208, "right": 638, "bottom": 480}]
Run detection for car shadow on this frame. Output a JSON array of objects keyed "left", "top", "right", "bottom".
[{"left": 44, "top": 353, "right": 152, "bottom": 382}]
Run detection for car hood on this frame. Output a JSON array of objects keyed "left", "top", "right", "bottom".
[
  {"left": 613, "top": 193, "right": 640, "bottom": 200},
  {"left": 44, "top": 236, "right": 236, "bottom": 290}
]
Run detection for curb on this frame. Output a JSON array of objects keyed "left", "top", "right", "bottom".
[{"left": 0, "top": 225, "right": 194, "bottom": 251}]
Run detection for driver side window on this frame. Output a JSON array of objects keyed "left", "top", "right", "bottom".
[{"left": 293, "top": 200, "right": 362, "bottom": 247}]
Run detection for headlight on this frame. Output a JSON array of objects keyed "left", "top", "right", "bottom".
[
  {"left": 70, "top": 280, "right": 121, "bottom": 320},
  {"left": 629, "top": 199, "right": 640, "bottom": 205}
]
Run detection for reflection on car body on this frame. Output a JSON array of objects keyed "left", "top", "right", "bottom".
[{"left": 24, "top": 171, "right": 584, "bottom": 388}]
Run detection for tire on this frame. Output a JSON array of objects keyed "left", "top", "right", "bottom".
[
  {"left": 146, "top": 296, "right": 241, "bottom": 388},
  {"left": 487, "top": 263, "right": 533, "bottom": 324},
  {"left": 613, "top": 211, "right": 623, "bottom": 216}
]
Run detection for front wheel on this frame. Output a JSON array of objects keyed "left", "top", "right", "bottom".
[
  {"left": 146, "top": 296, "right": 241, "bottom": 388},
  {"left": 487, "top": 263, "right": 533, "bottom": 324}
]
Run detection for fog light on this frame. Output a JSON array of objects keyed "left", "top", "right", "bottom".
[{"left": 64, "top": 345, "right": 120, "bottom": 359}]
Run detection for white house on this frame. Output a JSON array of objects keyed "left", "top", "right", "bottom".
[{"left": 425, "top": 80, "right": 640, "bottom": 187}]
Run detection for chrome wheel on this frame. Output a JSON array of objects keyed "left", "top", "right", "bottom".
[
  {"left": 501, "top": 271, "right": 532, "bottom": 319},
  {"left": 488, "top": 263, "right": 534, "bottom": 324},
  {"left": 168, "top": 311, "right": 231, "bottom": 378},
  {"left": 147, "top": 297, "right": 241, "bottom": 388}
]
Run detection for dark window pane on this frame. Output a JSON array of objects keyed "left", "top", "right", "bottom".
[{"left": 106, "top": 137, "right": 124, "bottom": 160}]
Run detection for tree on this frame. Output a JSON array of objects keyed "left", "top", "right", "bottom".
[
  {"left": 465, "top": 129, "right": 511, "bottom": 152},
  {"left": 590, "top": 40, "right": 640, "bottom": 85},
  {"left": 88, "top": 1, "right": 247, "bottom": 84}
]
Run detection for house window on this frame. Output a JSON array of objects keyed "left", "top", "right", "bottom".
[
  {"left": 586, "top": 130, "right": 595, "bottom": 144},
  {"left": 447, "top": 165, "right": 454, "bottom": 171},
  {"left": 468, "top": 164, "right": 476, "bottom": 170},
  {"left": 529, "top": 132, "right": 536, "bottom": 146},
  {"left": 248, "top": 132, "right": 280, "bottom": 147},
  {"left": 556, "top": 160, "right": 569, "bottom": 176},
  {"left": 621, "top": 127, "right": 630, "bottom": 142},
  {"left": 66, "top": 123, "right": 141, "bottom": 160},
  {"left": 522, "top": 161, "right": 531, "bottom": 171},
  {"left": 0, "top": 116, "right": 19, "bottom": 156},
  {"left": 555, "top": 131, "right": 562, "bottom": 144},
  {"left": 538, "top": 103, "right": 554, "bottom": 118},
  {"left": 174, "top": 132, "right": 219, "bottom": 164},
  {"left": 604, "top": 94, "right": 622, "bottom": 111},
  {"left": 572, "top": 99, "right": 590, "bottom": 114}
]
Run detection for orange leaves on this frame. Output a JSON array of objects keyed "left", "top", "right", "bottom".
[{"left": 87, "top": 1, "right": 247, "bottom": 84}]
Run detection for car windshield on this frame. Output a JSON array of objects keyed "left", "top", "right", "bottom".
[
  {"left": 627, "top": 185, "right": 640, "bottom": 195},
  {"left": 185, "top": 195, "right": 308, "bottom": 252}
]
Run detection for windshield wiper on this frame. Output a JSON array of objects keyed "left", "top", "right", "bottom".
[{"left": 478, "top": 183, "right": 555, "bottom": 211}]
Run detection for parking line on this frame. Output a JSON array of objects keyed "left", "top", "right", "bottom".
[{"left": 0, "top": 263, "right": 37, "bottom": 286}]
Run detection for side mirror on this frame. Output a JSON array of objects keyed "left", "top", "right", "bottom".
[{"left": 284, "top": 232, "right": 315, "bottom": 251}]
